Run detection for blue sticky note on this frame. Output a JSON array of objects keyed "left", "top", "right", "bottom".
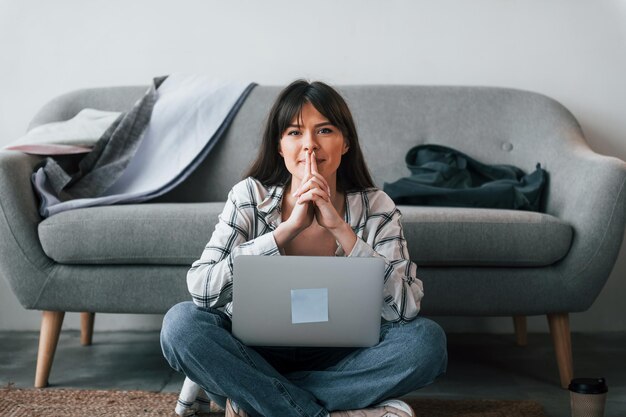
[{"left": 291, "top": 288, "right": 329, "bottom": 324}]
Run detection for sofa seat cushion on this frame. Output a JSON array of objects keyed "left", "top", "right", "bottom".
[
  {"left": 39, "top": 203, "right": 222, "bottom": 265},
  {"left": 400, "top": 206, "right": 573, "bottom": 266},
  {"left": 38, "top": 203, "right": 573, "bottom": 267}
]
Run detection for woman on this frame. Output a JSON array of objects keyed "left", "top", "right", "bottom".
[{"left": 161, "top": 80, "right": 447, "bottom": 417}]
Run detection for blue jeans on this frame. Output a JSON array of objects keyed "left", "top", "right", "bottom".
[{"left": 161, "top": 301, "right": 447, "bottom": 417}]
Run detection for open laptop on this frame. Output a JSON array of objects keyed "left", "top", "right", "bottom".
[{"left": 232, "top": 255, "right": 385, "bottom": 348}]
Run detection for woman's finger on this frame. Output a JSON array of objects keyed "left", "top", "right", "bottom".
[
  {"left": 311, "top": 151, "right": 318, "bottom": 175},
  {"left": 293, "top": 177, "right": 326, "bottom": 197},
  {"left": 309, "top": 151, "right": 332, "bottom": 196},
  {"left": 298, "top": 186, "right": 328, "bottom": 201},
  {"left": 309, "top": 172, "right": 331, "bottom": 198},
  {"left": 310, "top": 151, "right": 331, "bottom": 196},
  {"left": 305, "top": 149, "right": 311, "bottom": 178},
  {"left": 307, "top": 170, "right": 331, "bottom": 198},
  {"left": 297, "top": 187, "right": 330, "bottom": 203},
  {"left": 293, "top": 150, "right": 313, "bottom": 197},
  {"left": 293, "top": 176, "right": 317, "bottom": 197},
  {"left": 294, "top": 171, "right": 327, "bottom": 196}
]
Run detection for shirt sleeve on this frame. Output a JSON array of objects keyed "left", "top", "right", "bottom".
[
  {"left": 346, "top": 191, "right": 424, "bottom": 323},
  {"left": 187, "top": 187, "right": 281, "bottom": 309}
]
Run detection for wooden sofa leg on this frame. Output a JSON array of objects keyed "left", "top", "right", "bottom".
[
  {"left": 81, "top": 312, "right": 95, "bottom": 346},
  {"left": 547, "top": 313, "right": 574, "bottom": 389},
  {"left": 513, "top": 315, "right": 528, "bottom": 346},
  {"left": 35, "top": 311, "right": 65, "bottom": 388}
]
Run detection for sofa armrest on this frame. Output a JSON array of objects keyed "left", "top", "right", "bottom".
[
  {"left": 545, "top": 141, "right": 626, "bottom": 310},
  {"left": 0, "top": 150, "right": 55, "bottom": 309}
]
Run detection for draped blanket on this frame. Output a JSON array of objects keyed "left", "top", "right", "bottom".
[{"left": 32, "top": 74, "right": 256, "bottom": 217}]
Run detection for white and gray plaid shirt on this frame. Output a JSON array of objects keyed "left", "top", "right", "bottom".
[{"left": 187, "top": 176, "right": 424, "bottom": 323}]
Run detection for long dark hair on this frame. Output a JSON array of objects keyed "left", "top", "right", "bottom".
[{"left": 243, "top": 79, "right": 375, "bottom": 193}]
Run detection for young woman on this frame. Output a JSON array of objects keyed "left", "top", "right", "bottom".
[{"left": 161, "top": 80, "right": 447, "bottom": 417}]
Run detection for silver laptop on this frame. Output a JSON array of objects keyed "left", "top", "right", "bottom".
[{"left": 232, "top": 255, "right": 385, "bottom": 347}]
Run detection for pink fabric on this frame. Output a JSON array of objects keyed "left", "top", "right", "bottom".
[{"left": 5, "top": 144, "right": 92, "bottom": 155}]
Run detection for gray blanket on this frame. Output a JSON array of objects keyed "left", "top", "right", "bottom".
[{"left": 32, "top": 75, "right": 256, "bottom": 217}]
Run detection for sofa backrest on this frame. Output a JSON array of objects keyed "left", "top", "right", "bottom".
[{"left": 29, "top": 84, "right": 587, "bottom": 205}]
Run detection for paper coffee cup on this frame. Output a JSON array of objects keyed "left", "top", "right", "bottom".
[{"left": 568, "top": 377, "right": 608, "bottom": 417}]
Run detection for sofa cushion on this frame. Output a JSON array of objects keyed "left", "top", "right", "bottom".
[
  {"left": 38, "top": 203, "right": 572, "bottom": 267},
  {"left": 39, "top": 203, "right": 222, "bottom": 265},
  {"left": 401, "top": 206, "right": 572, "bottom": 266}
]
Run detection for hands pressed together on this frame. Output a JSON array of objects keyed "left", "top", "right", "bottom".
[
  {"left": 286, "top": 149, "right": 344, "bottom": 233},
  {"left": 274, "top": 149, "right": 357, "bottom": 255}
]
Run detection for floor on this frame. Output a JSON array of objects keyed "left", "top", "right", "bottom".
[{"left": 0, "top": 330, "right": 624, "bottom": 417}]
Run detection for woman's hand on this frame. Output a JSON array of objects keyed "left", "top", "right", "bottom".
[
  {"left": 284, "top": 150, "right": 356, "bottom": 254},
  {"left": 282, "top": 150, "right": 316, "bottom": 234},
  {"left": 285, "top": 191, "right": 315, "bottom": 234},
  {"left": 293, "top": 150, "right": 345, "bottom": 231}
]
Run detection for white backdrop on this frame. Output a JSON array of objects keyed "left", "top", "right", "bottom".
[{"left": 0, "top": 0, "right": 624, "bottom": 333}]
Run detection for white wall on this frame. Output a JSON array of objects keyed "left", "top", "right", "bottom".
[{"left": 0, "top": 0, "right": 624, "bottom": 333}]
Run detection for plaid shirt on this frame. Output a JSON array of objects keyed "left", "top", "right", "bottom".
[{"left": 187, "top": 177, "right": 424, "bottom": 323}]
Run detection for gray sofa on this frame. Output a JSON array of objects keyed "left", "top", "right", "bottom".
[{"left": 1, "top": 85, "right": 625, "bottom": 389}]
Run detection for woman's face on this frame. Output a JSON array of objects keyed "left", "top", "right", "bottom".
[{"left": 278, "top": 101, "right": 349, "bottom": 184}]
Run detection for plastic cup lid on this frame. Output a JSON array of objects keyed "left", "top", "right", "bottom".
[{"left": 568, "top": 378, "right": 608, "bottom": 394}]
